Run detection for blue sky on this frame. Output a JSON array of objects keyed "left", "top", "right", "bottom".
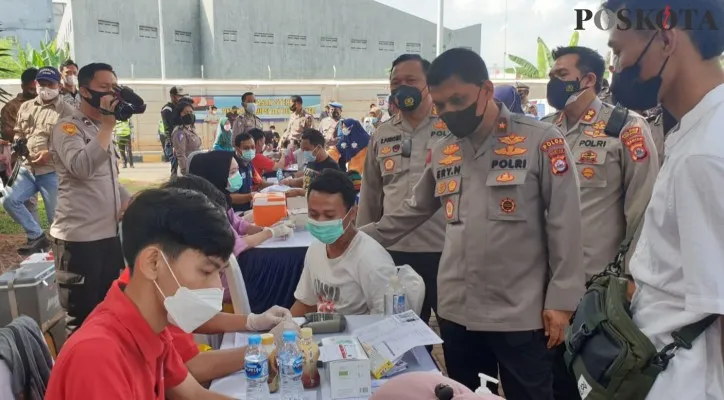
[{"left": 376, "top": 0, "right": 611, "bottom": 72}]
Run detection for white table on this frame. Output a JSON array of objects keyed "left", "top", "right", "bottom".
[
  {"left": 209, "top": 315, "right": 439, "bottom": 399},
  {"left": 256, "top": 230, "right": 313, "bottom": 249}
]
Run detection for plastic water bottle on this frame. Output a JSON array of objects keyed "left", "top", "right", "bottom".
[
  {"left": 384, "top": 272, "right": 407, "bottom": 315},
  {"left": 277, "top": 330, "right": 304, "bottom": 400},
  {"left": 276, "top": 168, "right": 284, "bottom": 183},
  {"left": 245, "top": 335, "right": 270, "bottom": 400}
]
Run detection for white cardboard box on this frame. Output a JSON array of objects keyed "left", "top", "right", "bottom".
[{"left": 321, "top": 337, "right": 372, "bottom": 399}]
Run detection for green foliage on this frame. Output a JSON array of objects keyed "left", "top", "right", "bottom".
[
  {"left": 14, "top": 38, "right": 70, "bottom": 71},
  {"left": 0, "top": 25, "right": 15, "bottom": 103},
  {"left": 506, "top": 32, "right": 583, "bottom": 79}
]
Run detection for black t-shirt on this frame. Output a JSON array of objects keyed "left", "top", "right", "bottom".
[{"left": 302, "top": 156, "right": 340, "bottom": 189}]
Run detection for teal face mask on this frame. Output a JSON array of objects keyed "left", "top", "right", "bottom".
[
  {"left": 227, "top": 172, "right": 244, "bottom": 192},
  {"left": 242, "top": 150, "right": 256, "bottom": 161},
  {"left": 306, "top": 210, "right": 351, "bottom": 244}
]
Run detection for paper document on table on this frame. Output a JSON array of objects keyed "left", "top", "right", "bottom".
[
  {"left": 319, "top": 336, "right": 366, "bottom": 362},
  {"left": 354, "top": 310, "right": 442, "bottom": 362},
  {"left": 234, "top": 332, "right": 249, "bottom": 348},
  {"left": 261, "top": 184, "right": 291, "bottom": 193}
]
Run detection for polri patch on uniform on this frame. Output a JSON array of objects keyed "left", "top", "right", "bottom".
[
  {"left": 497, "top": 117, "right": 507, "bottom": 132},
  {"left": 62, "top": 123, "right": 77, "bottom": 135},
  {"left": 582, "top": 109, "right": 596, "bottom": 122},
  {"left": 578, "top": 150, "right": 598, "bottom": 164},
  {"left": 500, "top": 198, "right": 516, "bottom": 214},
  {"left": 494, "top": 133, "right": 527, "bottom": 156},
  {"left": 540, "top": 137, "right": 565, "bottom": 152},
  {"left": 381, "top": 146, "right": 392, "bottom": 155},
  {"left": 621, "top": 126, "right": 649, "bottom": 162},
  {"left": 547, "top": 147, "right": 570, "bottom": 176},
  {"left": 581, "top": 167, "right": 595, "bottom": 180},
  {"left": 445, "top": 198, "right": 455, "bottom": 219},
  {"left": 496, "top": 171, "right": 515, "bottom": 183},
  {"left": 383, "top": 158, "right": 396, "bottom": 172}
]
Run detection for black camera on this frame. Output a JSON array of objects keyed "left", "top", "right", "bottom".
[
  {"left": 113, "top": 86, "right": 147, "bottom": 121},
  {"left": 11, "top": 138, "right": 29, "bottom": 159}
]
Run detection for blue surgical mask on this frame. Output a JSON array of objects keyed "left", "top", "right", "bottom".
[
  {"left": 227, "top": 172, "right": 244, "bottom": 192},
  {"left": 306, "top": 209, "right": 351, "bottom": 244},
  {"left": 246, "top": 103, "right": 257, "bottom": 115},
  {"left": 242, "top": 150, "right": 256, "bottom": 161}
]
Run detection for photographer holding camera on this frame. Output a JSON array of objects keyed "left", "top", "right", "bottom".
[
  {"left": 1, "top": 66, "right": 74, "bottom": 255},
  {"left": 50, "top": 62, "right": 145, "bottom": 335}
]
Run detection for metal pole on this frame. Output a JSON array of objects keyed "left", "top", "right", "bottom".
[
  {"left": 333, "top": 65, "right": 337, "bottom": 79},
  {"left": 158, "top": 0, "right": 166, "bottom": 79},
  {"left": 503, "top": 0, "right": 508, "bottom": 75},
  {"left": 436, "top": 0, "right": 444, "bottom": 56},
  {"left": 201, "top": 64, "right": 204, "bottom": 79}
]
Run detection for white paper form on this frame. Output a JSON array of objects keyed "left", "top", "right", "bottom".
[{"left": 353, "top": 310, "right": 442, "bottom": 361}]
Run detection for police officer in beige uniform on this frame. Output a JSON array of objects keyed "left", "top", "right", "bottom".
[
  {"left": 284, "top": 95, "right": 313, "bottom": 142},
  {"left": 542, "top": 46, "right": 658, "bottom": 279},
  {"left": 357, "top": 54, "right": 446, "bottom": 328},
  {"left": 232, "top": 92, "right": 263, "bottom": 144},
  {"left": 171, "top": 102, "right": 202, "bottom": 176},
  {"left": 360, "top": 48, "right": 584, "bottom": 399},
  {"left": 50, "top": 63, "right": 130, "bottom": 335}
]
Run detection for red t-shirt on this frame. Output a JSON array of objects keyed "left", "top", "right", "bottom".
[
  {"left": 252, "top": 153, "right": 275, "bottom": 175},
  {"left": 45, "top": 282, "right": 189, "bottom": 399},
  {"left": 117, "top": 268, "right": 200, "bottom": 364}
]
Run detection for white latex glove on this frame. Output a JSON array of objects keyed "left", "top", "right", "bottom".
[
  {"left": 264, "top": 223, "right": 293, "bottom": 238},
  {"left": 270, "top": 319, "right": 302, "bottom": 347},
  {"left": 246, "top": 305, "right": 293, "bottom": 331}
]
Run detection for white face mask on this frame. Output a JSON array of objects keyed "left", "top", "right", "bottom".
[
  {"left": 246, "top": 103, "right": 257, "bottom": 115},
  {"left": 154, "top": 251, "right": 224, "bottom": 333},
  {"left": 38, "top": 87, "right": 59, "bottom": 101},
  {"left": 65, "top": 75, "right": 78, "bottom": 87}
]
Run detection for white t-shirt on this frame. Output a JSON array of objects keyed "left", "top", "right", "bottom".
[
  {"left": 629, "top": 84, "right": 724, "bottom": 400},
  {"left": 294, "top": 231, "right": 396, "bottom": 315}
]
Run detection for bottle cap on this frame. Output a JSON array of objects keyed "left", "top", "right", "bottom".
[
  {"left": 248, "top": 334, "right": 262, "bottom": 345},
  {"left": 282, "top": 330, "right": 298, "bottom": 342},
  {"left": 474, "top": 373, "right": 499, "bottom": 395},
  {"left": 301, "top": 327, "right": 313, "bottom": 339},
  {"left": 261, "top": 333, "right": 274, "bottom": 345}
]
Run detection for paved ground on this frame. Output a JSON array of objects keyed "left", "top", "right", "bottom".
[{"left": 118, "top": 161, "right": 173, "bottom": 183}]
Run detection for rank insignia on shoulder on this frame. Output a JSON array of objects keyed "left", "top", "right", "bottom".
[
  {"left": 434, "top": 119, "right": 448, "bottom": 130},
  {"left": 582, "top": 109, "right": 596, "bottom": 122},
  {"left": 62, "top": 123, "right": 77, "bottom": 135},
  {"left": 442, "top": 144, "right": 460, "bottom": 155},
  {"left": 497, "top": 117, "right": 507, "bottom": 132}
]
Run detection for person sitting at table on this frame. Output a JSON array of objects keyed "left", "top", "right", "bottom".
[
  {"left": 281, "top": 128, "right": 340, "bottom": 197},
  {"left": 249, "top": 128, "right": 284, "bottom": 175},
  {"left": 45, "top": 188, "right": 239, "bottom": 399},
  {"left": 290, "top": 169, "right": 396, "bottom": 316}
]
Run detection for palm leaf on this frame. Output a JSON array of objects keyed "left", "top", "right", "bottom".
[
  {"left": 569, "top": 31, "right": 580, "bottom": 47},
  {"left": 536, "top": 37, "right": 551, "bottom": 78},
  {"left": 507, "top": 54, "right": 540, "bottom": 78}
]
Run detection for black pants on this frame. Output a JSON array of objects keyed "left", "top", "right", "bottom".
[
  {"left": 553, "top": 343, "right": 580, "bottom": 399},
  {"left": 388, "top": 251, "right": 441, "bottom": 326},
  {"left": 119, "top": 140, "right": 133, "bottom": 167},
  {"left": 438, "top": 318, "right": 554, "bottom": 400},
  {"left": 52, "top": 236, "right": 124, "bottom": 336}
]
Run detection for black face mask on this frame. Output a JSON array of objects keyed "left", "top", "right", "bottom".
[
  {"left": 290, "top": 104, "right": 296, "bottom": 112},
  {"left": 181, "top": 114, "right": 195, "bottom": 125},
  {"left": 440, "top": 87, "right": 487, "bottom": 138},
  {"left": 392, "top": 85, "right": 423, "bottom": 112},
  {"left": 82, "top": 87, "right": 114, "bottom": 109},
  {"left": 23, "top": 91, "right": 36, "bottom": 100},
  {"left": 332, "top": 110, "right": 341, "bottom": 119},
  {"left": 546, "top": 78, "right": 584, "bottom": 110},
  {"left": 611, "top": 33, "right": 669, "bottom": 111}
]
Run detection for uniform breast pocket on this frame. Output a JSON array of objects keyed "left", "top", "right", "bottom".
[
  {"left": 379, "top": 154, "right": 402, "bottom": 177},
  {"left": 573, "top": 148, "right": 608, "bottom": 188},
  {"left": 434, "top": 175, "right": 462, "bottom": 224},
  {"left": 485, "top": 170, "right": 528, "bottom": 221}
]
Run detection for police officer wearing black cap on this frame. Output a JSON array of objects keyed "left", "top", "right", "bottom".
[{"left": 161, "top": 86, "right": 188, "bottom": 175}]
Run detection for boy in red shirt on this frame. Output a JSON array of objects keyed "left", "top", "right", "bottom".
[{"left": 46, "top": 188, "right": 237, "bottom": 399}]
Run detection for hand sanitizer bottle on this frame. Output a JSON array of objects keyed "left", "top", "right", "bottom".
[{"left": 475, "top": 373, "right": 500, "bottom": 396}]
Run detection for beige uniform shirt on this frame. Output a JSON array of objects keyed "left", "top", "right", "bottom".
[
  {"left": 14, "top": 96, "right": 75, "bottom": 175},
  {"left": 231, "top": 112, "right": 262, "bottom": 144},
  {"left": 357, "top": 111, "right": 447, "bottom": 253},
  {"left": 1, "top": 94, "right": 26, "bottom": 141},
  {"left": 319, "top": 117, "right": 339, "bottom": 141},
  {"left": 60, "top": 89, "right": 81, "bottom": 110},
  {"left": 541, "top": 98, "right": 658, "bottom": 279},
  {"left": 360, "top": 105, "right": 585, "bottom": 331},
  {"left": 285, "top": 110, "right": 313, "bottom": 141},
  {"left": 50, "top": 110, "right": 130, "bottom": 242},
  {"left": 171, "top": 125, "right": 202, "bottom": 175}
]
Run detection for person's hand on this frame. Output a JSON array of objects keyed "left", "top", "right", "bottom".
[
  {"left": 30, "top": 150, "right": 51, "bottom": 165},
  {"left": 264, "top": 223, "right": 293, "bottom": 239},
  {"left": 99, "top": 93, "right": 118, "bottom": 127},
  {"left": 280, "top": 177, "right": 291, "bottom": 186},
  {"left": 270, "top": 319, "right": 301, "bottom": 347},
  {"left": 285, "top": 188, "right": 306, "bottom": 198},
  {"left": 627, "top": 280, "right": 636, "bottom": 302},
  {"left": 246, "top": 305, "right": 293, "bottom": 331},
  {"left": 542, "top": 309, "right": 572, "bottom": 349}
]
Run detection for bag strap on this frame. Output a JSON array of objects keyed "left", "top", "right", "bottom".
[
  {"left": 600, "top": 202, "right": 648, "bottom": 278},
  {"left": 648, "top": 314, "right": 719, "bottom": 372}
]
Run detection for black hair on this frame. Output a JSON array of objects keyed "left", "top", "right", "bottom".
[
  {"left": 390, "top": 54, "right": 432, "bottom": 79},
  {"left": 172, "top": 102, "right": 194, "bottom": 126},
  {"left": 189, "top": 150, "right": 242, "bottom": 206},
  {"left": 78, "top": 63, "right": 117, "bottom": 88},
  {"left": 281, "top": 139, "right": 291, "bottom": 149},
  {"left": 211, "top": 105, "right": 217, "bottom": 110},
  {"left": 122, "top": 188, "right": 234, "bottom": 271},
  {"left": 248, "top": 128, "right": 265, "bottom": 143},
  {"left": 307, "top": 169, "right": 357, "bottom": 211},
  {"left": 270, "top": 125, "right": 276, "bottom": 130},
  {"left": 552, "top": 46, "right": 606, "bottom": 92},
  {"left": 301, "top": 128, "right": 325, "bottom": 147},
  {"left": 264, "top": 131, "right": 274, "bottom": 144},
  {"left": 235, "top": 132, "right": 253, "bottom": 147},
  {"left": 20, "top": 68, "right": 38, "bottom": 85},
  {"left": 242, "top": 92, "right": 254, "bottom": 103},
  {"left": 291, "top": 95, "right": 303, "bottom": 104},
  {"left": 231, "top": 105, "right": 238, "bottom": 110},
  {"left": 601, "top": 0, "right": 724, "bottom": 60},
  {"left": 427, "top": 48, "right": 489, "bottom": 86},
  {"left": 162, "top": 175, "right": 228, "bottom": 211},
  {"left": 60, "top": 59, "right": 78, "bottom": 72}
]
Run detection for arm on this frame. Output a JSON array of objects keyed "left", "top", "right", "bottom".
[
  {"left": 12, "top": 103, "right": 27, "bottom": 140},
  {"left": 166, "top": 373, "right": 234, "bottom": 400},
  {"left": 676, "top": 155, "right": 724, "bottom": 316},
  {"left": 185, "top": 348, "right": 246, "bottom": 385},
  {"left": 241, "top": 230, "right": 273, "bottom": 250},
  {"left": 356, "top": 136, "right": 384, "bottom": 225},
  {"left": 51, "top": 121, "right": 111, "bottom": 179},
  {"left": 52, "top": 342, "right": 133, "bottom": 399},
  {"left": 194, "top": 312, "right": 249, "bottom": 334},
  {"left": 359, "top": 162, "right": 440, "bottom": 248},
  {"left": 291, "top": 300, "right": 317, "bottom": 317},
  {"left": 291, "top": 254, "right": 318, "bottom": 317},
  {"left": 230, "top": 192, "right": 254, "bottom": 205},
  {"left": 175, "top": 129, "right": 189, "bottom": 174},
  {"left": 0, "top": 103, "right": 17, "bottom": 141}
]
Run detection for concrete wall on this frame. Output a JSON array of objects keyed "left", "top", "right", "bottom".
[
  {"left": 0, "top": 79, "right": 549, "bottom": 156},
  {"left": 66, "top": 0, "right": 481, "bottom": 80},
  {"left": 0, "top": 0, "right": 55, "bottom": 48}
]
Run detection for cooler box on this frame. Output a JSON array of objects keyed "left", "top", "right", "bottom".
[
  {"left": 0, "top": 261, "right": 67, "bottom": 355},
  {"left": 253, "top": 192, "right": 288, "bottom": 227}
]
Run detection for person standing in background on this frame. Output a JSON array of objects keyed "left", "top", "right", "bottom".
[
  {"left": 161, "top": 86, "right": 188, "bottom": 171},
  {"left": 113, "top": 120, "right": 134, "bottom": 169},
  {"left": 516, "top": 82, "right": 531, "bottom": 110},
  {"left": 284, "top": 95, "right": 313, "bottom": 141},
  {"left": 0, "top": 67, "right": 37, "bottom": 187},
  {"left": 232, "top": 92, "right": 263, "bottom": 144},
  {"left": 319, "top": 102, "right": 342, "bottom": 145},
  {"left": 171, "top": 102, "right": 202, "bottom": 176},
  {"left": 204, "top": 105, "right": 221, "bottom": 148},
  {"left": 213, "top": 116, "right": 233, "bottom": 152},
  {"left": 493, "top": 85, "right": 525, "bottom": 114},
  {"left": 59, "top": 60, "right": 80, "bottom": 109}
]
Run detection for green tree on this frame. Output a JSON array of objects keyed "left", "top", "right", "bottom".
[
  {"left": 0, "top": 25, "right": 15, "bottom": 103},
  {"left": 13, "top": 38, "right": 70, "bottom": 71},
  {"left": 505, "top": 32, "right": 580, "bottom": 78}
]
